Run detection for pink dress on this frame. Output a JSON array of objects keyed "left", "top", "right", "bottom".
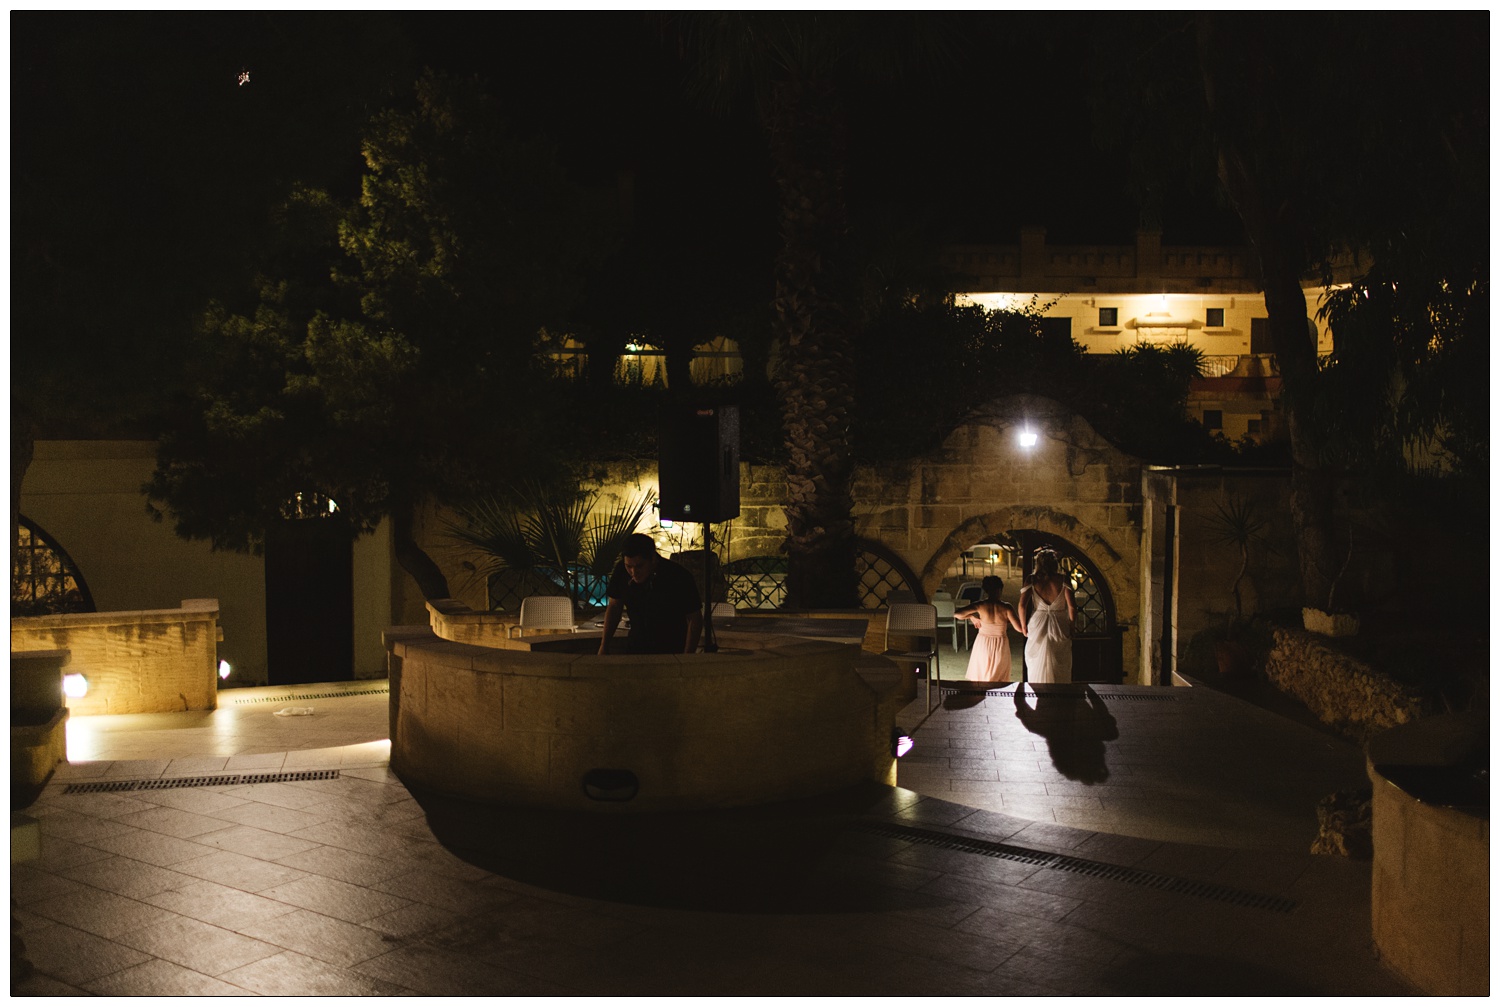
[{"left": 965, "top": 622, "right": 1012, "bottom": 683}]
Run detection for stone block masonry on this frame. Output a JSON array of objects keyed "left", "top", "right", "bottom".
[{"left": 10, "top": 599, "right": 222, "bottom": 715}]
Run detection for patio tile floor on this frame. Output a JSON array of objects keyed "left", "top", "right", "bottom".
[{"left": 11, "top": 669, "right": 1413, "bottom": 995}]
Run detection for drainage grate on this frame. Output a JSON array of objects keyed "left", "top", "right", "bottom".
[
  {"left": 232, "top": 688, "right": 389, "bottom": 705},
  {"left": 63, "top": 769, "right": 341, "bottom": 794},
  {"left": 940, "top": 687, "right": 1189, "bottom": 702},
  {"left": 852, "top": 820, "right": 1298, "bottom": 913}
]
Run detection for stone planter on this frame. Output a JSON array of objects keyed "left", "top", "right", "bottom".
[
  {"left": 1302, "top": 607, "right": 1360, "bottom": 638},
  {"left": 1367, "top": 712, "right": 1488, "bottom": 995}
]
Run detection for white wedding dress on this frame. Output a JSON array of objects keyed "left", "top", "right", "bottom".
[{"left": 1024, "top": 589, "right": 1073, "bottom": 683}]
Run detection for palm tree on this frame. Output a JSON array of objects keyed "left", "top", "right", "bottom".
[{"left": 673, "top": 13, "right": 951, "bottom": 608}]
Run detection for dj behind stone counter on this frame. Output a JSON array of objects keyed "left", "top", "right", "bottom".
[{"left": 598, "top": 533, "right": 703, "bottom": 655}]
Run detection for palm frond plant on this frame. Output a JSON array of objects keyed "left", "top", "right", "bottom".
[
  {"left": 1204, "top": 493, "right": 1275, "bottom": 679},
  {"left": 448, "top": 482, "right": 654, "bottom": 612},
  {"left": 1206, "top": 493, "right": 1271, "bottom": 628}
]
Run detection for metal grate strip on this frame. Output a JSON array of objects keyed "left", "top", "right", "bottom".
[
  {"left": 63, "top": 769, "right": 341, "bottom": 794},
  {"left": 232, "top": 688, "right": 388, "bottom": 705},
  {"left": 853, "top": 820, "right": 1297, "bottom": 913},
  {"left": 939, "top": 687, "right": 1188, "bottom": 702}
]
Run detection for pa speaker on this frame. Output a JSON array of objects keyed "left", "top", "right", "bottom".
[{"left": 659, "top": 404, "right": 740, "bottom": 523}]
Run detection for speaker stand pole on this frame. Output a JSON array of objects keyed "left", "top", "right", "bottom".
[{"left": 702, "top": 522, "right": 717, "bottom": 654}]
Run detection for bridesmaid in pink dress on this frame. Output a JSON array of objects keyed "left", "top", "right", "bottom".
[{"left": 954, "top": 576, "right": 1024, "bottom": 684}]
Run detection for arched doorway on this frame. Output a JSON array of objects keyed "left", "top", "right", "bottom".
[{"left": 956, "top": 529, "right": 1123, "bottom": 684}]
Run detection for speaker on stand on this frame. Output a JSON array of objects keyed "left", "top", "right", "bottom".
[{"left": 659, "top": 405, "right": 740, "bottom": 653}]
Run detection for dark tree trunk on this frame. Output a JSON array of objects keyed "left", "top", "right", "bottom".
[
  {"left": 1199, "top": 13, "right": 1341, "bottom": 611},
  {"left": 390, "top": 497, "right": 451, "bottom": 601},
  {"left": 767, "top": 76, "right": 858, "bottom": 610}
]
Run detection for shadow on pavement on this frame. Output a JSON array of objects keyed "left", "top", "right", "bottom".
[{"left": 407, "top": 780, "right": 951, "bottom": 914}]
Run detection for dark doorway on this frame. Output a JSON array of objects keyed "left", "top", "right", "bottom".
[{"left": 264, "top": 515, "right": 354, "bottom": 685}]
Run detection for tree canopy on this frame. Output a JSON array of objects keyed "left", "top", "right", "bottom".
[{"left": 146, "top": 73, "right": 616, "bottom": 598}]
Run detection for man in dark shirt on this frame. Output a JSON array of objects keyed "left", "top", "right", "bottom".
[{"left": 599, "top": 534, "right": 703, "bottom": 655}]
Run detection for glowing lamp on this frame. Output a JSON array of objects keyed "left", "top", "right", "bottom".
[
  {"left": 891, "top": 727, "right": 914, "bottom": 758},
  {"left": 1017, "top": 429, "right": 1039, "bottom": 449},
  {"left": 62, "top": 674, "right": 89, "bottom": 698},
  {"left": 218, "top": 660, "right": 233, "bottom": 680}
]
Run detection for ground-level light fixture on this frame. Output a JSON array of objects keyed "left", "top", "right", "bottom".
[
  {"left": 218, "top": 660, "right": 233, "bottom": 680},
  {"left": 892, "top": 727, "right": 914, "bottom": 758},
  {"left": 62, "top": 674, "right": 89, "bottom": 698}
]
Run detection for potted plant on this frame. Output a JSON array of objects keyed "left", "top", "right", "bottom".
[{"left": 1206, "top": 493, "right": 1272, "bottom": 678}]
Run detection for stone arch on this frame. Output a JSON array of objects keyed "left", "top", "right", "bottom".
[
  {"left": 920, "top": 505, "right": 1138, "bottom": 683},
  {"left": 919, "top": 504, "right": 1127, "bottom": 600}
]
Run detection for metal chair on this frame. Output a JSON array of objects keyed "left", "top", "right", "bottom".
[
  {"left": 883, "top": 603, "right": 941, "bottom": 710},
  {"left": 954, "top": 581, "right": 984, "bottom": 649},
  {"left": 508, "top": 595, "right": 580, "bottom": 638},
  {"left": 710, "top": 602, "right": 737, "bottom": 620}
]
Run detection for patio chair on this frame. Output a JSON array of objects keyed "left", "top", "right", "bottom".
[
  {"left": 954, "top": 581, "right": 984, "bottom": 649},
  {"left": 882, "top": 602, "right": 941, "bottom": 710},
  {"left": 934, "top": 597, "right": 959, "bottom": 651},
  {"left": 508, "top": 595, "right": 580, "bottom": 638}
]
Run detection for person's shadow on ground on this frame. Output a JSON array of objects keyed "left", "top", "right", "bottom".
[{"left": 1013, "top": 683, "right": 1119, "bottom": 783}]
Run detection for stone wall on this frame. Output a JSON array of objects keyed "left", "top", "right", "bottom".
[
  {"left": 425, "top": 394, "right": 1152, "bottom": 683},
  {"left": 10, "top": 599, "right": 222, "bottom": 715},
  {"left": 387, "top": 633, "right": 904, "bottom": 812},
  {"left": 1264, "top": 626, "right": 1430, "bottom": 743}
]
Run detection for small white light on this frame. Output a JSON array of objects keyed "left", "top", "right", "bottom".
[
  {"left": 218, "top": 660, "right": 233, "bottom": 680},
  {"left": 1018, "top": 429, "right": 1039, "bottom": 449},
  {"left": 892, "top": 728, "right": 915, "bottom": 758},
  {"left": 327, "top": 499, "right": 337, "bottom": 514},
  {"left": 62, "top": 674, "right": 89, "bottom": 698},
  {"left": 660, "top": 519, "right": 674, "bottom": 529}
]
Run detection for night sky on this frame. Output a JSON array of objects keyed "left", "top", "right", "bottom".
[
  {"left": 12, "top": 11, "right": 1246, "bottom": 429},
  {"left": 12, "top": 12, "right": 1242, "bottom": 300}
]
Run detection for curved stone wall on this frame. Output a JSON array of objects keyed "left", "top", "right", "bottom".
[
  {"left": 1367, "top": 712, "right": 1488, "bottom": 996},
  {"left": 388, "top": 633, "right": 904, "bottom": 813}
]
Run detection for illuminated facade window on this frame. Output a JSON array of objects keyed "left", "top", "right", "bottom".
[
  {"left": 615, "top": 340, "right": 667, "bottom": 387},
  {"left": 689, "top": 335, "right": 744, "bottom": 385}
]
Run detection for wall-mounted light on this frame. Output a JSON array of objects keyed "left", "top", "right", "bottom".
[
  {"left": 218, "top": 660, "right": 233, "bottom": 681},
  {"left": 891, "top": 727, "right": 914, "bottom": 758},
  {"left": 1017, "top": 428, "right": 1039, "bottom": 449},
  {"left": 62, "top": 674, "right": 89, "bottom": 698}
]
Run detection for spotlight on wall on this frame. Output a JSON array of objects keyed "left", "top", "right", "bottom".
[
  {"left": 1017, "top": 428, "right": 1039, "bottom": 449},
  {"left": 62, "top": 674, "right": 89, "bottom": 699},
  {"left": 218, "top": 660, "right": 233, "bottom": 681},
  {"left": 891, "top": 727, "right": 914, "bottom": 758}
]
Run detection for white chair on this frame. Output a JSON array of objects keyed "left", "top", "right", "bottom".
[
  {"left": 933, "top": 597, "right": 959, "bottom": 651},
  {"left": 508, "top": 595, "right": 579, "bottom": 638},
  {"left": 710, "top": 602, "right": 736, "bottom": 620},
  {"left": 882, "top": 603, "right": 941, "bottom": 710}
]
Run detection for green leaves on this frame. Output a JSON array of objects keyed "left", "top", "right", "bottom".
[{"left": 447, "top": 483, "right": 655, "bottom": 607}]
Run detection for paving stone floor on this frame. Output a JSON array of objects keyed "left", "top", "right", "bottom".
[{"left": 10, "top": 675, "right": 1414, "bottom": 996}]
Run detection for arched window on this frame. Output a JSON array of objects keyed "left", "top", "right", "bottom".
[{"left": 13, "top": 516, "right": 95, "bottom": 617}]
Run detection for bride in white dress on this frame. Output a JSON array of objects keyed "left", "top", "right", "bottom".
[{"left": 1018, "top": 548, "right": 1076, "bottom": 683}]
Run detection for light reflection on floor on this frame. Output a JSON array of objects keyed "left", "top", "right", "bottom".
[{"left": 62, "top": 685, "right": 391, "bottom": 764}]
